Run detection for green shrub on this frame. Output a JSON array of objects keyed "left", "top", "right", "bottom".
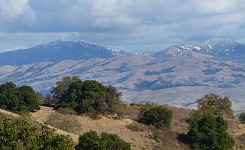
[
  {"left": 0, "top": 119, "right": 73, "bottom": 150},
  {"left": 187, "top": 114, "right": 234, "bottom": 150},
  {"left": 138, "top": 106, "right": 172, "bottom": 129},
  {"left": 239, "top": 112, "right": 245, "bottom": 123},
  {"left": 75, "top": 130, "right": 131, "bottom": 150}
]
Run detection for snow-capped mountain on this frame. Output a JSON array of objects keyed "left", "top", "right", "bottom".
[
  {"left": 0, "top": 40, "right": 128, "bottom": 66},
  {"left": 153, "top": 38, "right": 245, "bottom": 60}
]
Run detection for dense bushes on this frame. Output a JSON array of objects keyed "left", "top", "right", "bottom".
[
  {"left": 51, "top": 76, "right": 123, "bottom": 115},
  {"left": 0, "top": 119, "right": 73, "bottom": 149},
  {"left": 75, "top": 130, "right": 131, "bottom": 150},
  {"left": 138, "top": 106, "right": 172, "bottom": 129},
  {"left": 187, "top": 114, "right": 234, "bottom": 150},
  {"left": 0, "top": 82, "right": 40, "bottom": 113}
]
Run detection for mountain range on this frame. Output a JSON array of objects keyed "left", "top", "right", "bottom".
[{"left": 1, "top": 38, "right": 245, "bottom": 111}]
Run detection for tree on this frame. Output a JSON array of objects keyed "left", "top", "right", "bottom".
[
  {"left": 79, "top": 86, "right": 123, "bottom": 115},
  {"left": 239, "top": 112, "right": 245, "bottom": 123},
  {"left": 75, "top": 130, "right": 131, "bottom": 150},
  {"left": 36, "top": 92, "right": 45, "bottom": 104},
  {"left": 18, "top": 85, "right": 40, "bottom": 111},
  {"left": 52, "top": 76, "right": 123, "bottom": 116},
  {"left": 51, "top": 76, "right": 80, "bottom": 101},
  {"left": 138, "top": 106, "right": 172, "bottom": 129},
  {"left": 0, "top": 82, "right": 40, "bottom": 113},
  {"left": 187, "top": 114, "right": 234, "bottom": 150},
  {"left": 195, "top": 94, "right": 233, "bottom": 118},
  {"left": 44, "top": 94, "right": 57, "bottom": 106}
]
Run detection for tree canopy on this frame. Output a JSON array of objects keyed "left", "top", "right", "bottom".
[
  {"left": 195, "top": 93, "right": 233, "bottom": 118},
  {"left": 0, "top": 82, "right": 39, "bottom": 113},
  {"left": 51, "top": 76, "right": 123, "bottom": 115},
  {"left": 187, "top": 114, "right": 234, "bottom": 150}
]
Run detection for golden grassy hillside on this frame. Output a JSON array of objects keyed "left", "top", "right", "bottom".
[{"left": 1, "top": 105, "right": 245, "bottom": 150}]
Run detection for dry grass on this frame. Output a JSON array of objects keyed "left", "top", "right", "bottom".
[
  {"left": 46, "top": 112, "right": 81, "bottom": 134},
  {"left": 30, "top": 106, "right": 157, "bottom": 150},
  {"left": 125, "top": 105, "right": 245, "bottom": 150},
  {"left": 162, "top": 105, "right": 191, "bottom": 133},
  {"left": 124, "top": 105, "right": 191, "bottom": 150},
  {"left": 226, "top": 118, "right": 245, "bottom": 149},
  {"left": 152, "top": 129, "right": 190, "bottom": 150},
  {"left": 123, "top": 105, "right": 141, "bottom": 120},
  {"left": 126, "top": 123, "right": 150, "bottom": 132},
  {"left": 124, "top": 104, "right": 191, "bottom": 132},
  {"left": 3, "top": 104, "right": 244, "bottom": 150}
]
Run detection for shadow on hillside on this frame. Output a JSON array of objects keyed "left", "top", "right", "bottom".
[{"left": 177, "top": 133, "right": 190, "bottom": 145}]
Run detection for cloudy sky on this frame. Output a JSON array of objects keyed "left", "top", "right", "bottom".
[{"left": 0, "top": 0, "right": 245, "bottom": 52}]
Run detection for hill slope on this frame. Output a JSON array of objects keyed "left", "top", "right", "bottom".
[{"left": 1, "top": 105, "right": 245, "bottom": 150}]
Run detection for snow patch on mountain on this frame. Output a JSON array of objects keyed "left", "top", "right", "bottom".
[{"left": 153, "top": 38, "right": 245, "bottom": 61}]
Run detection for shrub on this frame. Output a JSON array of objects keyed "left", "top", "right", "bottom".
[
  {"left": 138, "top": 106, "right": 172, "bottom": 129},
  {"left": 187, "top": 114, "right": 234, "bottom": 150},
  {"left": 75, "top": 130, "right": 131, "bottom": 150},
  {"left": 34, "top": 124, "right": 73, "bottom": 150},
  {"left": 239, "top": 112, "right": 245, "bottom": 123},
  {"left": 0, "top": 119, "right": 73, "bottom": 150},
  {"left": 138, "top": 102, "right": 157, "bottom": 118}
]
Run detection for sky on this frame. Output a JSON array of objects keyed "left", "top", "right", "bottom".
[{"left": 0, "top": 0, "right": 245, "bottom": 52}]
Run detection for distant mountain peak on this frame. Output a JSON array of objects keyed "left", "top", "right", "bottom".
[
  {"left": 38, "top": 40, "right": 64, "bottom": 48},
  {"left": 201, "top": 38, "right": 240, "bottom": 50},
  {"left": 0, "top": 40, "right": 128, "bottom": 66},
  {"left": 153, "top": 38, "right": 245, "bottom": 60}
]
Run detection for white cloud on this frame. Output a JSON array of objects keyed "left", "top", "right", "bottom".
[
  {"left": 193, "top": 0, "right": 238, "bottom": 15},
  {"left": 1, "top": 0, "right": 245, "bottom": 52},
  {"left": 0, "top": 0, "right": 35, "bottom": 23}
]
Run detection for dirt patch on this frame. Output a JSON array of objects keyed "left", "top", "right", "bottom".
[
  {"left": 0, "top": 109, "right": 20, "bottom": 118},
  {"left": 30, "top": 106, "right": 56, "bottom": 122}
]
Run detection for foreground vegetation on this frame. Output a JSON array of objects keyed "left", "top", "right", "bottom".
[
  {"left": 0, "top": 118, "right": 73, "bottom": 149},
  {"left": 0, "top": 76, "right": 245, "bottom": 149},
  {"left": 75, "top": 130, "right": 131, "bottom": 150}
]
